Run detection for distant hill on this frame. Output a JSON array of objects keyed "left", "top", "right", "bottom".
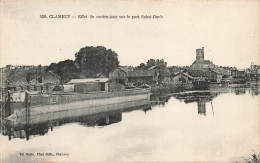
[{"left": 1, "top": 65, "right": 48, "bottom": 85}]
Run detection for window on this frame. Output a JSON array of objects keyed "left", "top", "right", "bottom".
[{"left": 52, "top": 96, "right": 58, "bottom": 103}]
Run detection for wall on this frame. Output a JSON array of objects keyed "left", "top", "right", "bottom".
[
  {"left": 196, "top": 47, "right": 204, "bottom": 61},
  {"left": 109, "top": 69, "right": 128, "bottom": 84},
  {"left": 162, "top": 76, "right": 172, "bottom": 84},
  {"left": 231, "top": 70, "right": 245, "bottom": 78},
  {"left": 172, "top": 74, "right": 192, "bottom": 84},
  {"left": 128, "top": 76, "right": 155, "bottom": 85},
  {"left": 74, "top": 83, "right": 101, "bottom": 93},
  {"left": 108, "top": 83, "right": 125, "bottom": 92}
]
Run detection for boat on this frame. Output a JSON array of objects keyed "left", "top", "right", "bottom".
[
  {"left": 4, "top": 88, "right": 151, "bottom": 119},
  {"left": 192, "top": 80, "right": 210, "bottom": 90}
]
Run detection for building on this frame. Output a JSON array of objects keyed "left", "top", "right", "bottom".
[
  {"left": 127, "top": 69, "right": 158, "bottom": 85},
  {"left": 109, "top": 67, "right": 159, "bottom": 85},
  {"left": 231, "top": 69, "right": 246, "bottom": 83},
  {"left": 95, "top": 73, "right": 107, "bottom": 78},
  {"left": 231, "top": 69, "right": 246, "bottom": 79},
  {"left": 185, "top": 69, "right": 210, "bottom": 80},
  {"left": 109, "top": 67, "right": 132, "bottom": 85},
  {"left": 196, "top": 47, "right": 204, "bottom": 61},
  {"left": 172, "top": 72, "right": 194, "bottom": 84},
  {"left": 209, "top": 69, "right": 223, "bottom": 82},
  {"left": 67, "top": 78, "right": 109, "bottom": 93},
  {"left": 190, "top": 47, "right": 217, "bottom": 69},
  {"left": 148, "top": 65, "right": 161, "bottom": 74},
  {"left": 159, "top": 71, "right": 171, "bottom": 84},
  {"left": 219, "top": 66, "right": 233, "bottom": 76},
  {"left": 250, "top": 62, "right": 260, "bottom": 72},
  {"left": 149, "top": 65, "right": 172, "bottom": 84},
  {"left": 246, "top": 62, "right": 260, "bottom": 81}
]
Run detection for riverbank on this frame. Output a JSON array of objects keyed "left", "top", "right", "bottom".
[
  {"left": 150, "top": 82, "right": 260, "bottom": 96},
  {"left": 151, "top": 84, "right": 192, "bottom": 95}
]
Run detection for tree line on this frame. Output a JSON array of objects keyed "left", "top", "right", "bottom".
[
  {"left": 46, "top": 46, "right": 120, "bottom": 83},
  {"left": 46, "top": 46, "right": 168, "bottom": 83},
  {"left": 4, "top": 46, "right": 170, "bottom": 84},
  {"left": 136, "top": 59, "right": 167, "bottom": 70}
]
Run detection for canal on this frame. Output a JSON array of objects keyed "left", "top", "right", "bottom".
[{"left": 0, "top": 86, "right": 259, "bottom": 162}]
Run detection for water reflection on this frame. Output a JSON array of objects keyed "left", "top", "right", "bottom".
[
  {"left": 0, "top": 85, "right": 259, "bottom": 162},
  {"left": 173, "top": 91, "right": 219, "bottom": 116},
  {"left": 1, "top": 85, "right": 259, "bottom": 142},
  {"left": 230, "top": 86, "right": 260, "bottom": 96},
  {"left": 249, "top": 86, "right": 259, "bottom": 96},
  {"left": 234, "top": 88, "right": 246, "bottom": 95},
  {"left": 150, "top": 94, "right": 171, "bottom": 107},
  {"left": 2, "top": 102, "right": 151, "bottom": 141}
]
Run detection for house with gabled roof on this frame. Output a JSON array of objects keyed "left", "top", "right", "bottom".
[
  {"left": 127, "top": 69, "right": 158, "bottom": 85},
  {"left": 148, "top": 65, "right": 161, "bottom": 74},
  {"left": 172, "top": 71, "right": 194, "bottom": 84},
  {"left": 109, "top": 67, "right": 133, "bottom": 85},
  {"left": 109, "top": 67, "right": 159, "bottom": 85},
  {"left": 159, "top": 70, "right": 171, "bottom": 84},
  {"left": 208, "top": 68, "right": 223, "bottom": 82}
]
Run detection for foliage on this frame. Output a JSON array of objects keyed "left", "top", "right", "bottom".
[
  {"left": 26, "top": 72, "right": 34, "bottom": 84},
  {"left": 136, "top": 63, "right": 147, "bottom": 70},
  {"left": 136, "top": 58, "right": 167, "bottom": 70},
  {"left": 146, "top": 59, "right": 156, "bottom": 68},
  {"left": 46, "top": 60, "right": 80, "bottom": 83},
  {"left": 155, "top": 59, "right": 167, "bottom": 69},
  {"left": 45, "top": 46, "right": 119, "bottom": 83},
  {"left": 75, "top": 46, "right": 119, "bottom": 78},
  {"left": 243, "top": 153, "right": 260, "bottom": 163}
]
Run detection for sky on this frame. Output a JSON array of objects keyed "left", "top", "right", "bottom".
[{"left": 0, "top": 0, "right": 259, "bottom": 69}]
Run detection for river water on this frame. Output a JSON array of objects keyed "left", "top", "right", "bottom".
[{"left": 1, "top": 86, "right": 259, "bottom": 162}]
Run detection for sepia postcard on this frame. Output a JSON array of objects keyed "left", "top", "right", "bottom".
[{"left": 0, "top": 0, "right": 259, "bottom": 162}]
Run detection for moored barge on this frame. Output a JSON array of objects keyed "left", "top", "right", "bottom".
[{"left": 4, "top": 88, "right": 151, "bottom": 119}]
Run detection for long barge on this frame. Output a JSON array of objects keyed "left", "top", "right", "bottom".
[{"left": 4, "top": 88, "right": 151, "bottom": 120}]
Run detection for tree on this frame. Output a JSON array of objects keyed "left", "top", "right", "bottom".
[
  {"left": 26, "top": 72, "right": 34, "bottom": 84},
  {"left": 75, "top": 46, "right": 119, "bottom": 77},
  {"left": 46, "top": 60, "right": 80, "bottom": 83},
  {"left": 155, "top": 59, "right": 167, "bottom": 69},
  {"left": 136, "top": 58, "right": 167, "bottom": 70},
  {"left": 146, "top": 59, "right": 156, "bottom": 68},
  {"left": 136, "top": 63, "right": 147, "bottom": 70},
  {"left": 46, "top": 63, "right": 58, "bottom": 72}
]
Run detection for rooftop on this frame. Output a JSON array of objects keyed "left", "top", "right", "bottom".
[
  {"left": 117, "top": 67, "right": 132, "bottom": 73},
  {"left": 186, "top": 69, "right": 210, "bottom": 77},
  {"left": 192, "top": 60, "right": 213, "bottom": 65},
  {"left": 173, "top": 72, "right": 194, "bottom": 79},
  {"left": 67, "top": 78, "right": 109, "bottom": 84},
  {"left": 160, "top": 70, "right": 171, "bottom": 77},
  {"left": 128, "top": 70, "right": 156, "bottom": 77},
  {"left": 148, "top": 65, "right": 161, "bottom": 70}
]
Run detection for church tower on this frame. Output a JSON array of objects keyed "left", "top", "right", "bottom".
[{"left": 196, "top": 47, "right": 204, "bottom": 61}]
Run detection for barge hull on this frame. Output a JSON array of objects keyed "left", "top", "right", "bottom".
[{"left": 7, "top": 94, "right": 150, "bottom": 120}]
